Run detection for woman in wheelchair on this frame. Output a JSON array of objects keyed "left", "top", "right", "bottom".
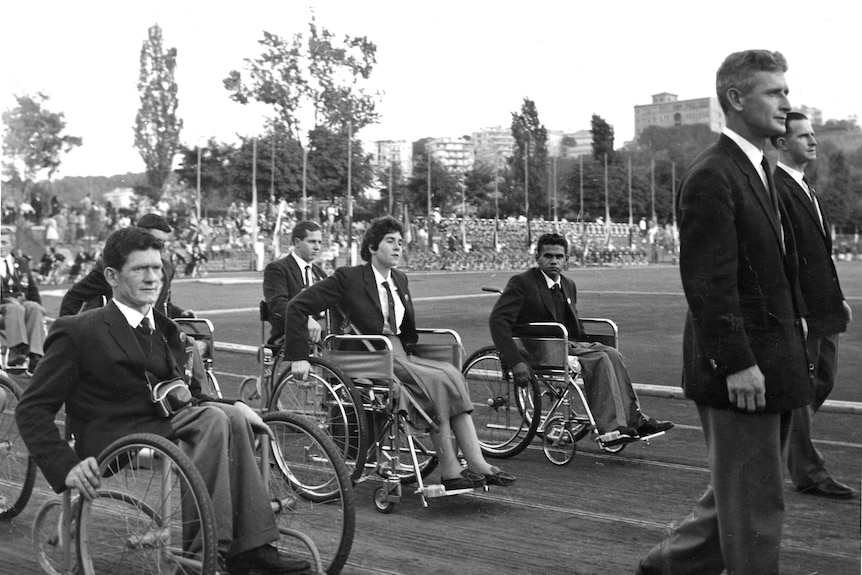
[{"left": 285, "top": 216, "right": 515, "bottom": 491}]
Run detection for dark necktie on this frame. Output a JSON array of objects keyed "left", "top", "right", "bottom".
[
  {"left": 3, "top": 258, "right": 11, "bottom": 280},
  {"left": 760, "top": 156, "right": 785, "bottom": 252},
  {"left": 382, "top": 281, "right": 398, "bottom": 335},
  {"left": 304, "top": 265, "right": 312, "bottom": 287},
  {"left": 802, "top": 176, "right": 825, "bottom": 233},
  {"left": 550, "top": 283, "right": 567, "bottom": 324},
  {"left": 138, "top": 316, "right": 153, "bottom": 335}
]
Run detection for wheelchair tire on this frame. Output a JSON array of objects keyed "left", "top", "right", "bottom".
[
  {"left": 271, "top": 357, "right": 368, "bottom": 483},
  {"left": 78, "top": 433, "right": 218, "bottom": 575},
  {"left": 541, "top": 416, "right": 576, "bottom": 465},
  {"left": 372, "top": 486, "right": 396, "bottom": 514},
  {"left": 0, "top": 375, "right": 37, "bottom": 521},
  {"left": 32, "top": 499, "right": 72, "bottom": 575},
  {"left": 263, "top": 411, "right": 355, "bottom": 575},
  {"left": 461, "top": 346, "right": 541, "bottom": 458},
  {"left": 239, "top": 376, "right": 260, "bottom": 403}
]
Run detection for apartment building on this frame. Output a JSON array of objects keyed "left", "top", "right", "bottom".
[{"left": 634, "top": 92, "right": 724, "bottom": 139}]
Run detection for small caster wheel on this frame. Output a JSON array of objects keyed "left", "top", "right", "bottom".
[{"left": 373, "top": 486, "right": 396, "bottom": 513}]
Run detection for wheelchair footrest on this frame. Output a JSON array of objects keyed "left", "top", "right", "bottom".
[
  {"left": 419, "top": 483, "right": 484, "bottom": 498},
  {"left": 636, "top": 430, "right": 666, "bottom": 443}
]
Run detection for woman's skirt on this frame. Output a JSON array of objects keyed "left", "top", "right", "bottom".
[{"left": 388, "top": 336, "right": 472, "bottom": 431}]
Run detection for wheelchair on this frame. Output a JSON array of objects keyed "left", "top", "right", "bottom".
[
  {"left": 0, "top": 370, "right": 37, "bottom": 520},
  {"left": 177, "top": 313, "right": 356, "bottom": 574},
  {"left": 320, "top": 328, "right": 486, "bottom": 513},
  {"left": 462, "top": 318, "right": 667, "bottom": 465},
  {"left": 32, "top": 431, "right": 220, "bottom": 575},
  {"left": 240, "top": 302, "right": 368, "bottom": 485},
  {"left": 174, "top": 317, "right": 223, "bottom": 398}
]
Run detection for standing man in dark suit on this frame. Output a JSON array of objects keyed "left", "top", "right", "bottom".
[
  {"left": 637, "top": 50, "right": 810, "bottom": 575},
  {"left": 17, "top": 227, "right": 312, "bottom": 575},
  {"left": 59, "top": 213, "right": 194, "bottom": 319},
  {"left": 1, "top": 226, "right": 45, "bottom": 371},
  {"left": 489, "top": 232, "right": 673, "bottom": 446},
  {"left": 771, "top": 112, "right": 855, "bottom": 499},
  {"left": 263, "top": 220, "right": 327, "bottom": 345}
]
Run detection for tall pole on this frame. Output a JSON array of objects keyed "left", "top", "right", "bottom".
[
  {"left": 604, "top": 153, "right": 610, "bottom": 245},
  {"left": 553, "top": 155, "right": 558, "bottom": 232},
  {"left": 195, "top": 145, "right": 201, "bottom": 222},
  {"left": 427, "top": 144, "right": 432, "bottom": 249},
  {"left": 650, "top": 156, "right": 656, "bottom": 224},
  {"left": 494, "top": 158, "right": 499, "bottom": 251},
  {"left": 627, "top": 155, "right": 633, "bottom": 226},
  {"left": 251, "top": 138, "right": 259, "bottom": 271},
  {"left": 270, "top": 131, "right": 275, "bottom": 202},
  {"left": 579, "top": 154, "right": 584, "bottom": 244},
  {"left": 388, "top": 159, "right": 394, "bottom": 216},
  {"left": 346, "top": 120, "right": 353, "bottom": 265},
  {"left": 525, "top": 137, "right": 531, "bottom": 247},
  {"left": 301, "top": 147, "right": 307, "bottom": 221},
  {"left": 671, "top": 162, "right": 677, "bottom": 227}
]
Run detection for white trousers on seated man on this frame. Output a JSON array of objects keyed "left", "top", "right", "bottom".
[{"left": 1, "top": 299, "right": 46, "bottom": 358}]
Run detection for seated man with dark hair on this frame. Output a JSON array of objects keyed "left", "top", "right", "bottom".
[
  {"left": 489, "top": 232, "right": 673, "bottom": 446},
  {"left": 17, "top": 227, "right": 312, "bottom": 575},
  {"left": 263, "top": 220, "right": 327, "bottom": 346}
]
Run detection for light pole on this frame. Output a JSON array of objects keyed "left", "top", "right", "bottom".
[
  {"left": 346, "top": 120, "right": 353, "bottom": 265},
  {"left": 524, "top": 131, "right": 532, "bottom": 248}
]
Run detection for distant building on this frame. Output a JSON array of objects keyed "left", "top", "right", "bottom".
[
  {"left": 372, "top": 140, "right": 413, "bottom": 178},
  {"left": 561, "top": 130, "right": 592, "bottom": 159},
  {"left": 471, "top": 126, "right": 514, "bottom": 167},
  {"left": 634, "top": 92, "right": 725, "bottom": 139},
  {"left": 428, "top": 136, "right": 474, "bottom": 173}
]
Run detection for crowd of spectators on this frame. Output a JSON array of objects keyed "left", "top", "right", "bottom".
[{"left": 5, "top": 189, "right": 858, "bottom": 280}]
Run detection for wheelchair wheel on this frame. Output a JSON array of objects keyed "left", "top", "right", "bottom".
[
  {"left": 0, "top": 375, "right": 37, "bottom": 520},
  {"left": 33, "top": 499, "right": 74, "bottom": 575},
  {"left": 541, "top": 416, "right": 576, "bottom": 465},
  {"left": 372, "top": 486, "right": 396, "bottom": 514},
  {"left": 271, "top": 358, "right": 368, "bottom": 483},
  {"left": 373, "top": 419, "right": 439, "bottom": 486},
  {"left": 239, "top": 376, "right": 260, "bottom": 403},
  {"left": 263, "top": 411, "right": 355, "bottom": 575},
  {"left": 461, "top": 346, "right": 540, "bottom": 458},
  {"left": 78, "top": 433, "right": 218, "bottom": 575}
]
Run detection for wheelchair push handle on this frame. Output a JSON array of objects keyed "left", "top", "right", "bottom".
[{"left": 482, "top": 286, "right": 502, "bottom": 294}]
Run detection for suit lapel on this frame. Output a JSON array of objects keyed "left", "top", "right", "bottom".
[
  {"left": 532, "top": 268, "right": 557, "bottom": 320},
  {"left": 104, "top": 301, "right": 147, "bottom": 368},
  {"left": 391, "top": 269, "right": 414, "bottom": 325},
  {"left": 362, "top": 264, "right": 382, "bottom": 313},
  {"left": 286, "top": 256, "right": 304, "bottom": 287},
  {"left": 721, "top": 137, "right": 784, "bottom": 251}
]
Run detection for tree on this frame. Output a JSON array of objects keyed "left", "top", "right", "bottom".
[
  {"left": 508, "top": 98, "right": 549, "bottom": 220},
  {"left": 2, "top": 92, "right": 82, "bottom": 197},
  {"left": 134, "top": 23, "right": 183, "bottom": 201},
  {"left": 590, "top": 114, "right": 615, "bottom": 162},
  {"left": 224, "top": 13, "right": 381, "bottom": 140},
  {"left": 407, "top": 146, "right": 460, "bottom": 215}
]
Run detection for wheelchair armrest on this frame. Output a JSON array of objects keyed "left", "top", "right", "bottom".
[
  {"left": 580, "top": 318, "right": 619, "bottom": 349},
  {"left": 415, "top": 328, "right": 463, "bottom": 348},
  {"left": 513, "top": 322, "right": 569, "bottom": 341}
]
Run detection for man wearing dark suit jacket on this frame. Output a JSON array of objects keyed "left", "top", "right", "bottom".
[
  {"left": 1, "top": 226, "right": 45, "bottom": 371},
  {"left": 771, "top": 112, "right": 855, "bottom": 499},
  {"left": 489, "top": 232, "right": 673, "bottom": 446},
  {"left": 637, "top": 50, "right": 810, "bottom": 575},
  {"left": 59, "top": 213, "right": 193, "bottom": 319},
  {"left": 262, "top": 220, "right": 327, "bottom": 345},
  {"left": 17, "top": 227, "right": 311, "bottom": 575}
]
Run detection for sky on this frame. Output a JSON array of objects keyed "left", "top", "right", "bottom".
[{"left": 2, "top": 0, "right": 860, "bottom": 179}]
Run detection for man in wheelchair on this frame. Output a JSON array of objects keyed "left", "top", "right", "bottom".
[
  {"left": 489, "top": 233, "right": 673, "bottom": 447},
  {"left": 17, "top": 227, "right": 312, "bottom": 575}
]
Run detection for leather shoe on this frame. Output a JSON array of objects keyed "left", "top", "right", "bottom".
[
  {"left": 225, "top": 544, "right": 313, "bottom": 575},
  {"left": 441, "top": 468, "right": 485, "bottom": 491},
  {"left": 637, "top": 418, "right": 674, "bottom": 436},
  {"left": 599, "top": 426, "right": 639, "bottom": 447},
  {"left": 798, "top": 477, "right": 856, "bottom": 500}
]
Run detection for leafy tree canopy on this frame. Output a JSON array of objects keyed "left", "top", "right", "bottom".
[
  {"left": 2, "top": 92, "right": 82, "bottom": 193},
  {"left": 590, "top": 114, "right": 615, "bottom": 162}
]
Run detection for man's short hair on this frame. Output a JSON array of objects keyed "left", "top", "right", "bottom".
[
  {"left": 135, "top": 213, "right": 172, "bottom": 233},
  {"left": 103, "top": 227, "right": 164, "bottom": 271},
  {"left": 770, "top": 111, "right": 809, "bottom": 147},
  {"left": 716, "top": 50, "right": 788, "bottom": 114},
  {"left": 291, "top": 220, "right": 322, "bottom": 243},
  {"left": 360, "top": 216, "right": 403, "bottom": 262},
  {"left": 536, "top": 233, "right": 568, "bottom": 256}
]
